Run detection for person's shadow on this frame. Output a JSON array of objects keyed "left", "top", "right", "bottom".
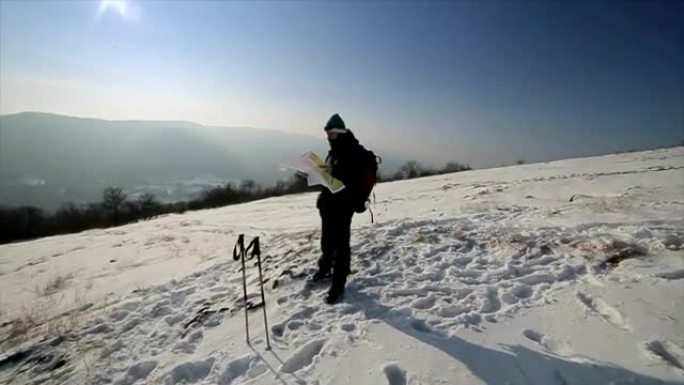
[{"left": 347, "top": 288, "right": 684, "bottom": 385}]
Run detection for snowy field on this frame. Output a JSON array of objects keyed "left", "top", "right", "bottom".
[{"left": 1, "top": 147, "right": 683, "bottom": 385}]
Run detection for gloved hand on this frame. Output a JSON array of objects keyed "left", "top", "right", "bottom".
[{"left": 316, "top": 164, "right": 332, "bottom": 174}]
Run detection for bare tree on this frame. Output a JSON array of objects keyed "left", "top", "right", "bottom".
[
  {"left": 137, "top": 192, "right": 159, "bottom": 219},
  {"left": 400, "top": 160, "right": 422, "bottom": 179},
  {"left": 103, "top": 187, "right": 127, "bottom": 224},
  {"left": 443, "top": 161, "right": 471, "bottom": 173},
  {"left": 240, "top": 179, "right": 257, "bottom": 193}
]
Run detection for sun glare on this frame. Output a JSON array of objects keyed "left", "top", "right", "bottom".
[{"left": 97, "top": 0, "right": 128, "bottom": 19}]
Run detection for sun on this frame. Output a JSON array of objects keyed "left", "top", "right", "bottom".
[{"left": 97, "top": 0, "right": 128, "bottom": 19}]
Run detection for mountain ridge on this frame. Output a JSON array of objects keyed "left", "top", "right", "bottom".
[{"left": 0, "top": 112, "right": 403, "bottom": 209}]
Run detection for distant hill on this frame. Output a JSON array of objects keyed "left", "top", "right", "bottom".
[{"left": 0, "top": 112, "right": 403, "bottom": 209}]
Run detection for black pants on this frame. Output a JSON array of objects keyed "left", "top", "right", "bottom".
[{"left": 318, "top": 207, "right": 354, "bottom": 286}]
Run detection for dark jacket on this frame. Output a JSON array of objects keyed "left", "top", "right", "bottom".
[{"left": 317, "top": 130, "right": 364, "bottom": 212}]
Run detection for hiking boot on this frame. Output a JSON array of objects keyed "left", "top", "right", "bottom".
[
  {"left": 310, "top": 269, "right": 332, "bottom": 282},
  {"left": 325, "top": 276, "right": 346, "bottom": 304},
  {"left": 325, "top": 286, "right": 345, "bottom": 304}
]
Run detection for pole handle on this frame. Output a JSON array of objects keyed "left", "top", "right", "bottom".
[
  {"left": 233, "top": 234, "right": 244, "bottom": 261},
  {"left": 246, "top": 236, "right": 260, "bottom": 260}
]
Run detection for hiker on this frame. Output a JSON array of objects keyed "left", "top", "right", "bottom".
[{"left": 312, "top": 113, "right": 370, "bottom": 304}]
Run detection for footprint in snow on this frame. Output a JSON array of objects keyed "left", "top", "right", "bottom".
[
  {"left": 656, "top": 269, "right": 684, "bottom": 280},
  {"left": 116, "top": 361, "right": 157, "bottom": 385},
  {"left": 272, "top": 323, "right": 285, "bottom": 338},
  {"left": 109, "top": 309, "right": 131, "bottom": 322},
  {"left": 341, "top": 323, "right": 356, "bottom": 332},
  {"left": 522, "top": 329, "right": 575, "bottom": 357},
  {"left": 411, "top": 295, "right": 436, "bottom": 310},
  {"left": 479, "top": 287, "right": 501, "bottom": 314},
  {"left": 161, "top": 358, "right": 215, "bottom": 385},
  {"left": 383, "top": 364, "right": 407, "bottom": 385},
  {"left": 576, "top": 292, "right": 632, "bottom": 331},
  {"left": 219, "top": 354, "right": 266, "bottom": 385},
  {"left": 172, "top": 330, "right": 203, "bottom": 354},
  {"left": 641, "top": 340, "right": 684, "bottom": 370},
  {"left": 280, "top": 339, "right": 327, "bottom": 373}
]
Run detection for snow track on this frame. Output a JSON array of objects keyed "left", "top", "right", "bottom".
[{"left": 1, "top": 147, "right": 683, "bottom": 385}]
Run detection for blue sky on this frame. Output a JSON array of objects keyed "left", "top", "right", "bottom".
[{"left": 1, "top": 1, "right": 682, "bottom": 166}]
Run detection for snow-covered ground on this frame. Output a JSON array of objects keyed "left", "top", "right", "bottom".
[{"left": 1, "top": 147, "right": 683, "bottom": 385}]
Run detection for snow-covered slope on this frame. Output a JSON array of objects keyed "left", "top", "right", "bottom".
[{"left": 1, "top": 147, "right": 683, "bottom": 385}]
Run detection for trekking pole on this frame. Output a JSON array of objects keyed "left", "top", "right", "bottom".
[
  {"left": 233, "top": 234, "right": 250, "bottom": 344},
  {"left": 247, "top": 237, "right": 271, "bottom": 350}
]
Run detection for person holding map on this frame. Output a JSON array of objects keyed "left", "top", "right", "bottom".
[{"left": 310, "top": 113, "right": 370, "bottom": 304}]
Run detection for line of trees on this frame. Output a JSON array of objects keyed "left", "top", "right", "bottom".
[
  {"left": 379, "top": 160, "right": 471, "bottom": 181},
  {"left": 0, "top": 174, "right": 312, "bottom": 245},
  {"left": 0, "top": 160, "right": 471, "bottom": 245}
]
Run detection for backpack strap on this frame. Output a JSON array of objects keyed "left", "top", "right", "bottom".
[
  {"left": 365, "top": 191, "right": 377, "bottom": 224},
  {"left": 368, "top": 204, "right": 374, "bottom": 224}
]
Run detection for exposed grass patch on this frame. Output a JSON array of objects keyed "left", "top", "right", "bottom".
[
  {"left": 36, "top": 273, "right": 76, "bottom": 296},
  {"left": 3, "top": 306, "right": 42, "bottom": 348},
  {"left": 603, "top": 239, "right": 648, "bottom": 266},
  {"left": 1, "top": 291, "right": 90, "bottom": 350}
]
